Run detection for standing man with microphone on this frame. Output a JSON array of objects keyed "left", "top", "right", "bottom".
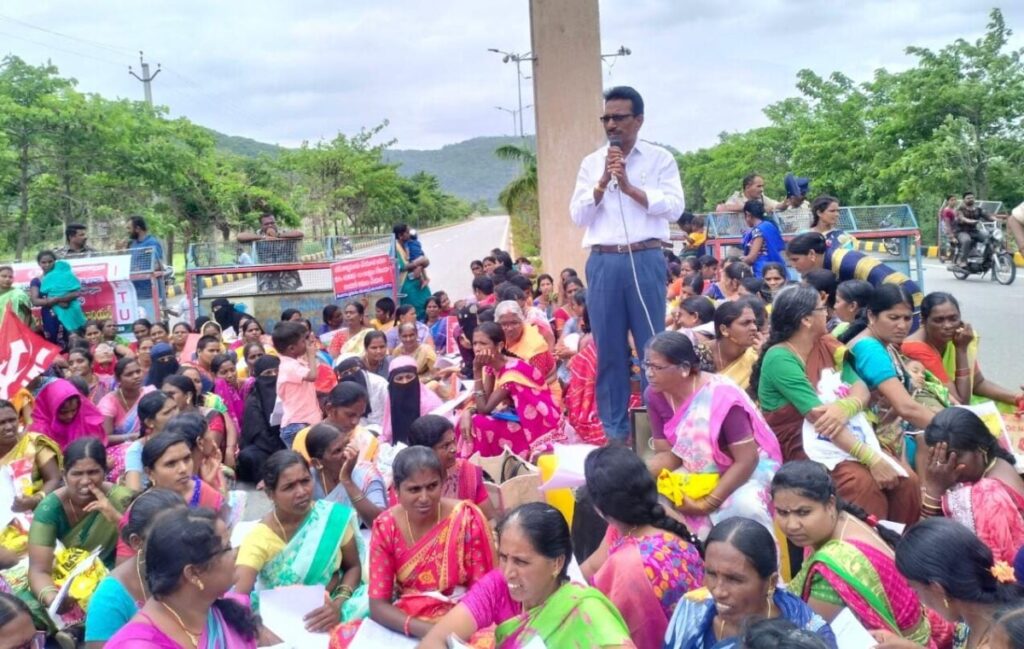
[{"left": 569, "top": 86, "right": 685, "bottom": 443}]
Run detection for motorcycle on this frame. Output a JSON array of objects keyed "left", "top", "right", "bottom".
[{"left": 949, "top": 221, "right": 1016, "bottom": 285}]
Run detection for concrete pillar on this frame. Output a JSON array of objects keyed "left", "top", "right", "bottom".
[{"left": 529, "top": 0, "right": 605, "bottom": 275}]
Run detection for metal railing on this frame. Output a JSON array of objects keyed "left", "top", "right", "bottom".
[
  {"left": 186, "top": 234, "right": 394, "bottom": 269},
  {"left": 703, "top": 204, "right": 919, "bottom": 240}
]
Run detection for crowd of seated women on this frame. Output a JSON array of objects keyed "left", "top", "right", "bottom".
[{"left": 3, "top": 231, "right": 1024, "bottom": 649}]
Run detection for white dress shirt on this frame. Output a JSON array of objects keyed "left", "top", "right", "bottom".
[{"left": 569, "top": 140, "right": 685, "bottom": 247}]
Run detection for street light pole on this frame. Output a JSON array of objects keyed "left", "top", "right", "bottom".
[
  {"left": 495, "top": 106, "right": 517, "bottom": 136},
  {"left": 488, "top": 48, "right": 536, "bottom": 138}
]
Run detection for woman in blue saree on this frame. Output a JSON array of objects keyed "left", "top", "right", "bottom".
[
  {"left": 740, "top": 200, "right": 787, "bottom": 278},
  {"left": 663, "top": 518, "right": 835, "bottom": 649}
]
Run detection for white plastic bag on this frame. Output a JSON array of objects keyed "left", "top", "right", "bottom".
[{"left": 802, "top": 369, "right": 885, "bottom": 470}]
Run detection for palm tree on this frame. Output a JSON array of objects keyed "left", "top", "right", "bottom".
[{"left": 495, "top": 144, "right": 537, "bottom": 215}]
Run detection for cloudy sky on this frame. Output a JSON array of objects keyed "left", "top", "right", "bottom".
[{"left": 1, "top": 1, "right": 1021, "bottom": 152}]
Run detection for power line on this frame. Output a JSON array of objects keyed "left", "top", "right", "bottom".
[
  {"left": 0, "top": 29, "right": 124, "bottom": 67},
  {"left": 0, "top": 13, "right": 132, "bottom": 55}
]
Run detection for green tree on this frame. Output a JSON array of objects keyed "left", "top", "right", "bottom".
[{"left": 495, "top": 143, "right": 539, "bottom": 256}]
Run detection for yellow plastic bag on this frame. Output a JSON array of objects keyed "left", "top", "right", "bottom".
[
  {"left": 656, "top": 470, "right": 719, "bottom": 507},
  {"left": 53, "top": 548, "right": 107, "bottom": 612}
]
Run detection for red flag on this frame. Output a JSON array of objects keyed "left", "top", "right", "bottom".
[{"left": 0, "top": 303, "right": 62, "bottom": 399}]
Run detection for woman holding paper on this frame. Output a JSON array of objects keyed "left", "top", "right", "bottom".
[
  {"left": 643, "top": 330, "right": 782, "bottom": 539},
  {"left": 918, "top": 408, "right": 1024, "bottom": 563},
  {"left": 27, "top": 437, "right": 133, "bottom": 628},
  {"left": 330, "top": 447, "right": 494, "bottom": 647},
  {"left": 419, "top": 502, "right": 632, "bottom": 649},
  {"left": 663, "top": 517, "right": 835, "bottom": 649},
  {"left": 234, "top": 451, "right": 364, "bottom": 629},
  {"left": 771, "top": 461, "right": 945, "bottom": 646},
  {"left": 107, "top": 507, "right": 261, "bottom": 648},
  {"left": 751, "top": 285, "right": 920, "bottom": 524},
  {"left": 0, "top": 399, "right": 61, "bottom": 552},
  {"left": 84, "top": 489, "right": 186, "bottom": 647}
]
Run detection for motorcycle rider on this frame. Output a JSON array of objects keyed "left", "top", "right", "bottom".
[{"left": 953, "top": 191, "right": 994, "bottom": 268}]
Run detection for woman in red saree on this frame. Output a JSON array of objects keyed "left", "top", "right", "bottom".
[
  {"left": 920, "top": 408, "right": 1024, "bottom": 563},
  {"left": 563, "top": 304, "right": 605, "bottom": 446},
  {"left": 460, "top": 322, "right": 566, "bottom": 460},
  {"left": 331, "top": 447, "right": 495, "bottom": 648}
]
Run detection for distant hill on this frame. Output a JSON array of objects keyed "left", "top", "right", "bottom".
[
  {"left": 384, "top": 136, "right": 534, "bottom": 206},
  {"left": 206, "top": 129, "right": 283, "bottom": 158},
  {"left": 208, "top": 129, "right": 532, "bottom": 206}
]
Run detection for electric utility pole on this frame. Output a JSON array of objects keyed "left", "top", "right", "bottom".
[{"left": 128, "top": 51, "right": 161, "bottom": 106}]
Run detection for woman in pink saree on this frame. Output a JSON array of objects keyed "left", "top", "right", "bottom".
[
  {"left": 459, "top": 322, "right": 565, "bottom": 460},
  {"left": 920, "top": 407, "right": 1024, "bottom": 563},
  {"left": 331, "top": 447, "right": 494, "bottom": 647},
  {"left": 28, "top": 378, "right": 105, "bottom": 449},
  {"left": 644, "top": 331, "right": 782, "bottom": 539},
  {"left": 580, "top": 446, "right": 704, "bottom": 649},
  {"left": 107, "top": 507, "right": 259, "bottom": 648}
]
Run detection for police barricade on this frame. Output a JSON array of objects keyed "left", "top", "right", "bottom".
[
  {"left": 696, "top": 204, "right": 925, "bottom": 291},
  {"left": 184, "top": 235, "right": 396, "bottom": 333},
  {"left": 6, "top": 248, "right": 163, "bottom": 331}
]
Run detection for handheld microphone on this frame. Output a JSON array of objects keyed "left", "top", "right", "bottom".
[{"left": 608, "top": 136, "right": 622, "bottom": 191}]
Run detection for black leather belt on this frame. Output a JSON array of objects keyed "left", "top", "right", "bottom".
[{"left": 590, "top": 239, "right": 663, "bottom": 254}]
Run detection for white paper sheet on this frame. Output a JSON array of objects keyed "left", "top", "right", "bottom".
[
  {"left": 47, "top": 546, "right": 103, "bottom": 628},
  {"left": 831, "top": 607, "right": 877, "bottom": 649},
  {"left": 347, "top": 618, "right": 419, "bottom": 649},
  {"left": 0, "top": 466, "right": 16, "bottom": 529},
  {"left": 258, "top": 585, "right": 330, "bottom": 649},
  {"left": 539, "top": 444, "right": 600, "bottom": 491},
  {"left": 230, "top": 520, "right": 259, "bottom": 548}
]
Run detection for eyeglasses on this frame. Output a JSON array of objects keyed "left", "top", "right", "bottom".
[
  {"left": 642, "top": 361, "right": 677, "bottom": 372},
  {"left": 599, "top": 113, "right": 634, "bottom": 124}
]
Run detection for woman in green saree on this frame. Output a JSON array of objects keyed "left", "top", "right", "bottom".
[
  {"left": 420, "top": 502, "right": 634, "bottom": 649},
  {"left": 25, "top": 436, "right": 133, "bottom": 629},
  {"left": 234, "top": 450, "right": 363, "bottom": 632},
  {"left": 0, "top": 265, "right": 31, "bottom": 324}
]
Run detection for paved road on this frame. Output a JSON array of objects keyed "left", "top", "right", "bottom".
[
  {"left": 414, "top": 215, "right": 509, "bottom": 301},
  {"left": 916, "top": 259, "right": 1021, "bottom": 389},
  {"left": 204, "top": 216, "right": 509, "bottom": 301}
]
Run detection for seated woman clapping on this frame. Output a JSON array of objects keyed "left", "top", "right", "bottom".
[
  {"left": 234, "top": 451, "right": 363, "bottom": 630},
  {"left": 107, "top": 507, "right": 262, "bottom": 647},
  {"left": 580, "top": 446, "right": 704, "bottom": 649},
  {"left": 420, "top": 502, "right": 633, "bottom": 649}
]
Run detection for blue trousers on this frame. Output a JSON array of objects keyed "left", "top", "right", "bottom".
[{"left": 585, "top": 247, "right": 666, "bottom": 440}]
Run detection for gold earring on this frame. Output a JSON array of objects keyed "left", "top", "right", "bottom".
[
  {"left": 195, "top": 578, "right": 205, "bottom": 591},
  {"left": 943, "top": 597, "right": 949, "bottom": 608}
]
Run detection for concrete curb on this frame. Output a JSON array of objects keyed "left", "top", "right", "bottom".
[
  {"left": 166, "top": 271, "right": 255, "bottom": 298},
  {"left": 853, "top": 240, "right": 1024, "bottom": 267}
]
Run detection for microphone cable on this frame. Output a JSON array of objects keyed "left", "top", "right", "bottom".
[{"left": 609, "top": 161, "right": 658, "bottom": 338}]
